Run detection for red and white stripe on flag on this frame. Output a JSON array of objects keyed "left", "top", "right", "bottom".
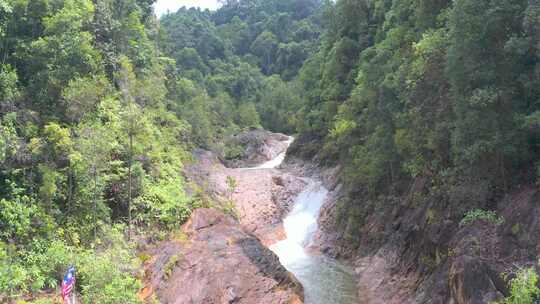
[
  {"left": 61, "top": 267, "right": 76, "bottom": 303},
  {"left": 62, "top": 280, "right": 74, "bottom": 302}
]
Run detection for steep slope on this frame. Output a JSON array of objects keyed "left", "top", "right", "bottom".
[
  {"left": 283, "top": 0, "right": 540, "bottom": 302},
  {"left": 287, "top": 146, "right": 540, "bottom": 303},
  {"left": 143, "top": 208, "right": 304, "bottom": 304}
]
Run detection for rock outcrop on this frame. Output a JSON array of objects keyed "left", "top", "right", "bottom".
[
  {"left": 324, "top": 183, "right": 540, "bottom": 304},
  {"left": 143, "top": 209, "right": 304, "bottom": 304},
  {"left": 286, "top": 136, "right": 540, "bottom": 304},
  {"left": 223, "top": 130, "right": 290, "bottom": 168},
  {"left": 143, "top": 131, "right": 306, "bottom": 304},
  {"left": 185, "top": 132, "right": 305, "bottom": 245}
]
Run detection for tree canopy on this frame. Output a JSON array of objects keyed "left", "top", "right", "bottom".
[{"left": 1, "top": 0, "right": 539, "bottom": 302}]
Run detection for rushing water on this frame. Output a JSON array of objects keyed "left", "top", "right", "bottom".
[
  {"left": 270, "top": 182, "right": 359, "bottom": 304},
  {"left": 250, "top": 136, "right": 358, "bottom": 304}
]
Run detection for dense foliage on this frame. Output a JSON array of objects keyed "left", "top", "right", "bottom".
[
  {"left": 158, "top": 0, "right": 323, "bottom": 135},
  {"left": 295, "top": 0, "right": 539, "bottom": 196},
  {"left": 0, "top": 0, "right": 203, "bottom": 301},
  {"left": 290, "top": 0, "right": 540, "bottom": 295},
  {"left": 0, "top": 0, "right": 325, "bottom": 301},
  {"left": 2, "top": 0, "right": 539, "bottom": 301}
]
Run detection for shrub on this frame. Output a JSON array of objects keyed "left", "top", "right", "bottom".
[
  {"left": 460, "top": 209, "right": 505, "bottom": 227},
  {"left": 0, "top": 244, "right": 29, "bottom": 298},
  {"left": 498, "top": 267, "right": 540, "bottom": 304},
  {"left": 222, "top": 200, "right": 239, "bottom": 220},
  {"left": 224, "top": 143, "right": 245, "bottom": 160},
  {"left": 0, "top": 227, "right": 142, "bottom": 304},
  {"left": 0, "top": 238, "right": 71, "bottom": 297},
  {"left": 77, "top": 226, "right": 142, "bottom": 304},
  {"left": 135, "top": 176, "right": 196, "bottom": 230}
]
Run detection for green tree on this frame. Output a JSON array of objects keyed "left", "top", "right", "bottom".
[
  {"left": 0, "top": 113, "right": 18, "bottom": 164},
  {"left": 62, "top": 75, "right": 112, "bottom": 124},
  {"left": 76, "top": 121, "right": 117, "bottom": 239},
  {"left": 447, "top": 0, "right": 529, "bottom": 185},
  {"left": 237, "top": 102, "right": 261, "bottom": 130},
  {"left": 250, "top": 31, "right": 279, "bottom": 74},
  {"left": 257, "top": 76, "right": 302, "bottom": 133},
  {"left": 19, "top": 0, "right": 101, "bottom": 118}
]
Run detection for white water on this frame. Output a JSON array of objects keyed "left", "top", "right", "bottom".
[
  {"left": 249, "top": 136, "right": 358, "bottom": 304},
  {"left": 270, "top": 181, "right": 358, "bottom": 304}
]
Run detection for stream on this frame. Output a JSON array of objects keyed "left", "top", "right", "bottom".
[{"left": 252, "top": 137, "right": 359, "bottom": 304}]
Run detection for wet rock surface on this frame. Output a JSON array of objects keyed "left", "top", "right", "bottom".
[
  {"left": 223, "top": 130, "right": 290, "bottom": 168},
  {"left": 229, "top": 168, "right": 307, "bottom": 245},
  {"left": 186, "top": 133, "right": 306, "bottom": 245},
  {"left": 141, "top": 131, "right": 307, "bottom": 303},
  {"left": 145, "top": 209, "right": 304, "bottom": 304}
]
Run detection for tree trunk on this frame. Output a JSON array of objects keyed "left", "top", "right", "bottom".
[
  {"left": 499, "top": 152, "right": 507, "bottom": 191},
  {"left": 93, "top": 165, "right": 98, "bottom": 240},
  {"left": 67, "top": 166, "right": 73, "bottom": 215},
  {"left": 390, "top": 161, "right": 395, "bottom": 184},
  {"left": 128, "top": 133, "right": 133, "bottom": 240}
]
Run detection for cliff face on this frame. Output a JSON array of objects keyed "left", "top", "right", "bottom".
[
  {"left": 287, "top": 137, "right": 540, "bottom": 304},
  {"left": 142, "top": 209, "right": 304, "bottom": 304}
]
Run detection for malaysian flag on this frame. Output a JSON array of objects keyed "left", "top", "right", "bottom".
[{"left": 61, "top": 266, "right": 76, "bottom": 303}]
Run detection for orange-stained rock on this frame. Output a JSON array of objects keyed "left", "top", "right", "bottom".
[{"left": 145, "top": 209, "right": 304, "bottom": 304}]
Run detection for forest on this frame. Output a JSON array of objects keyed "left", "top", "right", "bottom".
[{"left": 0, "top": 0, "right": 539, "bottom": 303}]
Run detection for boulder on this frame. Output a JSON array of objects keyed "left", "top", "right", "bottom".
[
  {"left": 224, "top": 130, "right": 290, "bottom": 168},
  {"left": 449, "top": 255, "right": 505, "bottom": 304}
]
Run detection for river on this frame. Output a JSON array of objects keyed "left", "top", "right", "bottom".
[{"left": 251, "top": 137, "right": 359, "bottom": 304}]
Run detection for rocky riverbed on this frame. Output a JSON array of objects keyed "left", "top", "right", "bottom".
[
  {"left": 140, "top": 130, "right": 363, "bottom": 304},
  {"left": 140, "top": 131, "right": 310, "bottom": 303}
]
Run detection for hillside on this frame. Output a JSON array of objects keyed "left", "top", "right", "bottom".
[{"left": 1, "top": 0, "right": 539, "bottom": 303}]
